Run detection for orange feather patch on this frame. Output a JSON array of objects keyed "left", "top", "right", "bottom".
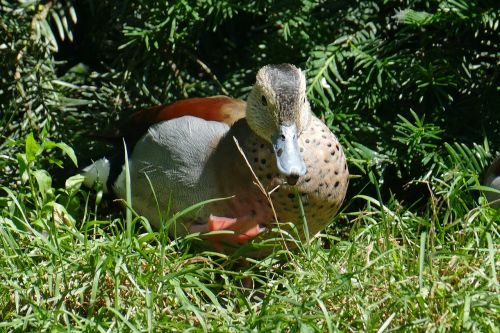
[{"left": 129, "top": 96, "right": 246, "bottom": 127}]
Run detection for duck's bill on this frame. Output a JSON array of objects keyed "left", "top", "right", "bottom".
[{"left": 272, "top": 124, "right": 307, "bottom": 178}]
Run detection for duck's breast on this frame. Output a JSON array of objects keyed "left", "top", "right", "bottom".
[{"left": 247, "top": 116, "right": 349, "bottom": 238}]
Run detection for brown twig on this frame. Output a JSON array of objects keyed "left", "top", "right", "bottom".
[
  {"left": 233, "top": 137, "right": 293, "bottom": 253},
  {"left": 185, "top": 51, "right": 230, "bottom": 96}
]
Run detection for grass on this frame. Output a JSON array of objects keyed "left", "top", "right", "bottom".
[{"left": 0, "top": 136, "right": 499, "bottom": 332}]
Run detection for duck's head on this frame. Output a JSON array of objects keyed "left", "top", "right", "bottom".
[{"left": 246, "top": 64, "right": 312, "bottom": 181}]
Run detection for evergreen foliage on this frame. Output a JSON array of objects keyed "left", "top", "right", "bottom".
[{"left": 2, "top": 0, "right": 499, "bottom": 197}]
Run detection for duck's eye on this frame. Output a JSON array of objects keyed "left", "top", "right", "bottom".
[
  {"left": 261, "top": 96, "right": 267, "bottom": 106},
  {"left": 303, "top": 97, "right": 307, "bottom": 104}
]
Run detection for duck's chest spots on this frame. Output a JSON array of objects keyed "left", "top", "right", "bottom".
[
  {"left": 245, "top": 139, "right": 281, "bottom": 182},
  {"left": 241, "top": 119, "right": 349, "bottom": 234}
]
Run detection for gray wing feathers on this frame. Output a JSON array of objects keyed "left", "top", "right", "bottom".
[{"left": 113, "top": 116, "right": 229, "bottom": 229}]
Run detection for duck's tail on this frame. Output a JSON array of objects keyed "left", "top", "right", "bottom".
[
  {"left": 82, "top": 148, "right": 128, "bottom": 195},
  {"left": 82, "top": 157, "right": 112, "bottom": 193}
]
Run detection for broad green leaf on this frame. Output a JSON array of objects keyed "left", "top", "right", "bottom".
[
  {"left": 43, "top": 141, "right": 78, "bottom": 167},
  {"left": 33, "top": 169, "right": 52, "bottom": 198},
  {"left": 55, "top": 143, "right": 78, "bottom": 167},
  {"left": 65, "top": 174, "right": 85, "bottom": 193},
  {"left": 16, "top": 153, "right": 29, "bottom": 184},
  {"left": 25, "top": 133, "right": 40, "bottom": 162}
]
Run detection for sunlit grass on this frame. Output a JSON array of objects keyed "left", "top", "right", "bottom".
[{"left": 0, "top": 136, "right": 498, "bottom": 331}]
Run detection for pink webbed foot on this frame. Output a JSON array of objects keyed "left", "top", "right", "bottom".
[{"left": 190, "top": 214, "right": 266, "bottom": 251}]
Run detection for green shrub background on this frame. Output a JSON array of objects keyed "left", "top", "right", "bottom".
[{"left": 2, "top": 0, "right": 499, "bottom": 199}]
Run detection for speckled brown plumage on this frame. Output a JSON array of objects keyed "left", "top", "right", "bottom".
[{"left": 204, "top": 116, "right": 348, "bottom": 244}]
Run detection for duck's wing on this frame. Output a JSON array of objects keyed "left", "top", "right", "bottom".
[
  {"left": 128, "top": 96, "right": 246, "bottom": 127},
  {"left": 85, "top": 97, "right": 245, "bottom": 189},
  {"left": 119, "top": 96, "right": 246, "bottom": 150}
]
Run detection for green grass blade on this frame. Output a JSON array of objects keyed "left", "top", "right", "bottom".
[
  {"left": 419, "top": 231, "right": 427, "bottom": 291},
  {"left": 123, "top": 140, "right": 133, "bottom": 245}
]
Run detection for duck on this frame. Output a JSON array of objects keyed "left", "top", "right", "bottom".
[
  {"left": 484, "top": 155, "right": 500, "bottom": 208},
  {"left": 83, "top": 64, "right": 349, "bottom": 253}
]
